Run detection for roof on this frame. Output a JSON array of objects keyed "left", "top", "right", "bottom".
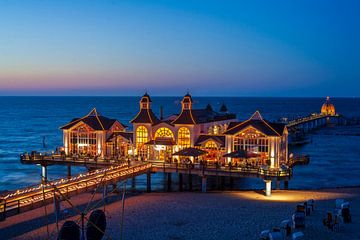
[
  {"left": 130, "top": 108, "right": 160, "bottom": 124},
  {"left": 195, "top": 135, "right": 226, "bottom": 148},
  {"left": 141, "top": 92, "right": 152, "bottom": 103},
  {"left": 172, "top": 107, "right": 236, "bottom": 125},
  {"left": 106, "top": 131, "right": 133, "bottom": 143},
  {"left": 60, "top": 108, "right": 123, "bottom": 131},
  {"left": 172, "top": 147, "right": 208, "bottom": 157},
  {"left": 223, "top": 111, "right": 286, "bottom": 136}
]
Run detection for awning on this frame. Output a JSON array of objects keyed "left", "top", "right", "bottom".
[
  {"left": 223, "top": 150, "right": 260, "bottom": 158},
  {"left": 172, "top": 147, "right": 208, "bottom": 157},
  {"left": 145, "top": 138, "right": 175, "bottom": 146}
]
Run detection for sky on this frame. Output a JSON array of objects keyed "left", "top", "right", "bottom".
[{"left": 0, "top": 0, "right": 359, "bottom": 97}]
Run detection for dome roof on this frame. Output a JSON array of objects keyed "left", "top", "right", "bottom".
[{"left": 321, "top": 96, "right": 336, "bottom": 116}]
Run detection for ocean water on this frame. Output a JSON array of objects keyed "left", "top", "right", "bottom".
[{"left": 0, "top": 96, "right": 359, "bottom": 191}]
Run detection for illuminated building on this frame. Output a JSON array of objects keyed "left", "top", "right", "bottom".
[
  {"left": 61, "top": 108, "right": 128, "bottom": 157},
  {"left": 321, "top": 96, "right": 336, "bottom": 116},
  {"left": 131, "top": 93, "right": 236, "bottom": 161},
  {"left": 223, "top": 111, "right": 288, "bottom": 167}
]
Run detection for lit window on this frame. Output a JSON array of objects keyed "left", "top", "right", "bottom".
[
  {"left": 136, "top": 126, "right": 148, "bottom": 157},
  {"left": 178, "top": 127, "right": 190, "bottom": 148},
  {"left": 155, "top": 127, "right": 174, "bottom": 139},
  {"left": 205, "top": 140, "right": 217, "bottom": 149}
]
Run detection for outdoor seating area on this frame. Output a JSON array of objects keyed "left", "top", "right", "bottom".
[{"left": 259, "top": 199, "right": 315, "bottom": 240}]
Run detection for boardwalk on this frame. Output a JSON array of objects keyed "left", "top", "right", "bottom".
[{"left": 0, "top": 162, "right": 151, "bottom": 219}]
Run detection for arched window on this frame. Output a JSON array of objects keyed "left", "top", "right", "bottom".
[
  {"left": 205, "top": 140, "right": 217, "bottom": 149},
  {"left": 155, "top": 127, "right": 174, "bottom": 139},
  {"left": 178, "top": 127, "right": 190, "bottom": 148},
  {"left": 136, "top": 126, "right": 148, "bottom": 156}
]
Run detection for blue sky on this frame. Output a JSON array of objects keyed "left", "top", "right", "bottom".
[{"left": 0, "top": 0, "right": 359, "bottom": 96}]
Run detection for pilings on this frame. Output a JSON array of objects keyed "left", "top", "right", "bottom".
[
  {"left": 264, "top": 180, "right": 272, "bottom": 197},
  {"left": 67, "top": 165, "right": 71, "bottom": 179},
  {"left": 178, "top": 173, "right": 183, "bottom": 192},
  {"left": 201, "top": 176, "right": 207, "bottom": 193},
  {"left": 131, "top": 176, "right": 136, "bottom": 192},
  {"left": 146, "top": 170, "right": 151, "bottom": 193},
  {"left": 167, "top": 173, "right": 172, "bottom": 192},
  {"left": 284, "top": 180, "right": 289, "bottom": 190},
  {"left": 41, "top": 165, "right": 47, "bottom": 183}
]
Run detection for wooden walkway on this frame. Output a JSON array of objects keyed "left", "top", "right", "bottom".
[{"left": 0, "top": 162, "right": 151, "bottom": 219}]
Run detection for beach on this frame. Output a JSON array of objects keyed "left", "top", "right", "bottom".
[{"left": 0, "top": 187, "right": 359, "bottom": 240}]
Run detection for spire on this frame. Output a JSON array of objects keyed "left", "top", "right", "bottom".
[
  {"left": 140, "top": 92, "right": 152, "bottom": 109},
  {"left": 181, "top": 92, "right": 193, "bottom": 110},
  {"left": 206, "top": 103, "right": 213, "bottom": 111},
  {"left": 220, "top": 103, "right": 228, "bottom": 113}
]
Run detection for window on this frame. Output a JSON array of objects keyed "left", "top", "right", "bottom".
[
  {"left": 205, "top": 140, "right": 217, "bottom": 149},
  {"left": 155, "top": 127, "right": 174, "bottom": 139},
  {"left": 136, "top": 126, "right": 148, "bottom": 157},
  {"left": 178, "top": 127, "right": 190, "bottom": 148},
  {"left": 234, "top": 128, "right": 268, "bottom": 153}
]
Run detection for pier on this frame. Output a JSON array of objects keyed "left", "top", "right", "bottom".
[{"left": 1, "top": 159, "right": 291, "bottom": 220}]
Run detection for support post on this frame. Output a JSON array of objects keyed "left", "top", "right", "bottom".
[
  {"left": 188, "top": 174, "right": 193, "bottom": 191},
  {"left": 67, "top": 164, "right": 71, "bottom": 179},
  {"left": 201, "top": 176, "right": 207, "bottom": 193},
  {"left": 276, "top": 180, "right": 280, "bottom": 190},
  {"left": 146, "top": 170, "right": 151, "bottom": 193},
  {"left": 167, "top": 173, "right": 172, "bottom": 192},
  {"left": 284, "top": 180, "right": 289, "bottom": 190},
  {"left": 178, "top": 173, "right": 183, "bottom": 192},
  {"left": 229, "top": 177, "right": 234, "bottom": 189},
  {"left": 41, "top": 165, "right": 47, "bottom": 183},
  {"left": 264, "top": 180, "right": 272, "bottom": 197},
  {"left": 131, "top": 176, "right": 136, "bottom": 192}
]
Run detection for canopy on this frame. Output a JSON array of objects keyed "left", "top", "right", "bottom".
[
  {"left": 172, "top": 147, "right": 208, "bottom": 157},
  {"left": 223, "top": 150, "right": 260, "bottom": 158}
]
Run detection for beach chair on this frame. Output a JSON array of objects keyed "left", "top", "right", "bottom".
[
  {"left": 291, "top": 231, "right": 304, "bottom": 240},
  {"left": 280, "top": 219, "right": 292, "bottom": 237},
  {"left": 268, "top": 231, "right": 283, "bottom": 240},
  {"left": 292, "top": 211, "right": 305, "bottom": 229},
  {"left": 341, "top": 207, "right": 352, "bottom": 223},
  {"left": 307, "top": 199, "right": 315, "bottom": 211},
  {"left": 260, "top": 229, "right": 270, "bottom": 240},
  {"left": 296, "top": 204, "right": 306, "bottom": 214},
  {"left": 335, "top": 199, "right": 345, "bottom": 210}
]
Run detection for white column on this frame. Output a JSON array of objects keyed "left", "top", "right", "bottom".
[
  {"left": 63, "top": 130, "right": 69, "bottom": 155},
  {"left": 265, "top": 180, "right": 272, "bottom": 196}
]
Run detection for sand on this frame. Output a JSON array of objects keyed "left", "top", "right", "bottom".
[{"left": 0, "top": 188, "right": 359, "bottom": 240}]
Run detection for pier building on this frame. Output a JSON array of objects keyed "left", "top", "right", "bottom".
[{"left": 321, "top": 96, "right": 336, "bottom": 116}]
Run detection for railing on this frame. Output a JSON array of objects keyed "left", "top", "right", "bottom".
[
  {"left": 0, "top": 162, "right": 151, "bottom": 219},
  {"left": 150, "top": 161, "right": 291, "bottom": 178}
]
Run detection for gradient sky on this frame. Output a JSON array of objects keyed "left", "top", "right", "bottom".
[{"left": 0, "top": 0, "right": 359, "bottom": 96}]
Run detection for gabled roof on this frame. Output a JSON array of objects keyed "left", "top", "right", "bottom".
[
  {"left": 130, "top": 108, "right": 160, "bottom": 125},
  {"left": 171, "top": 107, "right": 236, "bottom": 125},
  {"left": 223, "top": 111, "right": 286, "bottom": 136},
  {"left": 195, "top": 135, "right": 226, "bottom": 148},
  {"left": 60, "top": 108, "right": 123, "bottom": 131},
  {"left": 106, "top": 131, "right": 133, "bottom": 143}
]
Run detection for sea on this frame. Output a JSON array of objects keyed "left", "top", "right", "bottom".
[{"left": 0, "top": 96, "right": 360, "bottom": 192}]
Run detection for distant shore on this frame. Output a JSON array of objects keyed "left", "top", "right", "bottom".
[{"left": 1, "top": 187, "right": 359, "bottom": 240}]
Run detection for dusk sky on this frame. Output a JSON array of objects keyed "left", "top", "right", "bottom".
[{"left": 0, "top": 0, "right": 359, "bottom": 97}]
